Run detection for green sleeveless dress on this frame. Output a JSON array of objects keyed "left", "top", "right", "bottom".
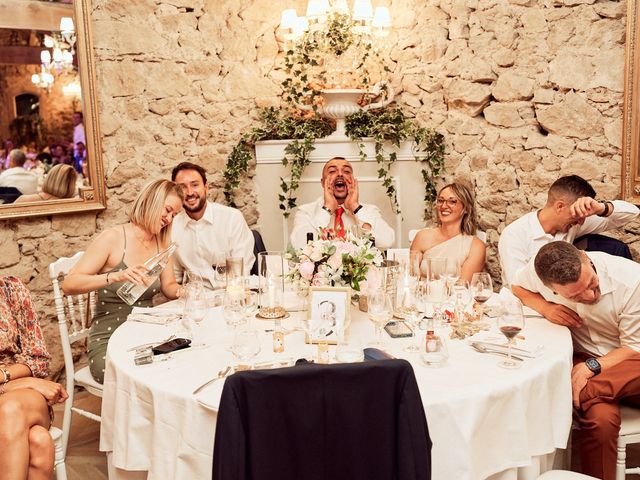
[{"left": 88, "top": 227, "right": 161, "bottom": 384}]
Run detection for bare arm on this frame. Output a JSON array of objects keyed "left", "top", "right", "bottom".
[
  {"left": 62, "top": 228, "right": 148, "bottom": 295},
  {"left": 512, "top": 284, "right": 582, "bottom": 328},
  {"left": 460, "top": 237, "right": 486, "bottom": 283},
  {"left": 159, "top": 256, "right": 182, "bottom": 300}
]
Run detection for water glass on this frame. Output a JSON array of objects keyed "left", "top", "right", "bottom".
[
  {"left": 367, "top": 289, "right": 392, "bottom": 346},
  {"left": 184, "top": 282, "right": 207, "bottom": 345},
  {"left": 223, "top": 290, "right": 247, "bottom": 329},
  {"left": 212, "top": 251, "right": 227, "bottom": 289},
  {"left": 226, "top": 256, "right": 244, "bottom": 286},
  {"left": 231, "top": 329, "right": 261, "bottom": 362}
]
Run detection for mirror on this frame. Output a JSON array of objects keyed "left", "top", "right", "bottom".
[
  {"left": 0, "top": 0, "right": 105, "bottom": 219},
  {"left": 623, "top": 0, "right": 640, "bottom": 203}
]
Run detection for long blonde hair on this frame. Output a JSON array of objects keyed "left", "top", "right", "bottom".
[
  {"left": 435, "top": 182, "right": 478, "bottom": 236},
  {"left": 128, "top": 180, "right": 183, "bottom": 244},
  {"left": 43, "top": 164, "right": 77, "bottom": 198}
]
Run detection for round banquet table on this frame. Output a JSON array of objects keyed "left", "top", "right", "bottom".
[{"left": 100, "top": 299, "right": 573, "bottom": 480}]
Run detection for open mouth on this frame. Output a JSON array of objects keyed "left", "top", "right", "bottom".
[{"left": 333, "top": 178, "right": 347, "bottom": 190}]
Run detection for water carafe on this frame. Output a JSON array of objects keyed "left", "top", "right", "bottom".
[{"left": 116, "top": 243, "right": 178, "bottom": 306}]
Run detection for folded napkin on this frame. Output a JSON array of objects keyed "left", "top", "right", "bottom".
[
  {"left": 468, "top": 332, "right": 544, "bottom": 358},
  {"left": 128, "top": 301, "right": 184, "bottom": 325},
  {"left": 195, "top": 379, "right": 226, "bottom": 411}
]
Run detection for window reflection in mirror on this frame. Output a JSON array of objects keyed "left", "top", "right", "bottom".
[{"left": 0, "top": 0, "right": 90, "bottom": 207}]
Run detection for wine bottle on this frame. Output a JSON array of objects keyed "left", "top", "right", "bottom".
[{"left": 116, "top": 242, "right": 178, "bottom": 306}]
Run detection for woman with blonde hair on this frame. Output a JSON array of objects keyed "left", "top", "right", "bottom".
[
  {"left": 62, "top": 179, "right": 184, "bottom": 383},
  {"left": 0, "top": 276, "right": 68, "bottom": 480},
  {"left": 15, "top": 164, "right": 77, "bottom": 203},
  {"left": 410, "top": 182, "right": 486, "bottom": 282}
]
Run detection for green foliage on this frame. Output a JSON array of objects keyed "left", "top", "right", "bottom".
[
  {"left": 223, "top": 108, "right": 334, "bottom": 212},
  {"left": 345, "top": 108, "right": 445, "bottom": 219}
]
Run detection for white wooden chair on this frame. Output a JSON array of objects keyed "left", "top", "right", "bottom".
[
  {"left": 49, "top": 252, "right": 102, "bottom": 458},
  {"left": 616, "top": 406, "right": 640, "bottom": 479},
  {"left": 50, "top": 426, "right": 68, "bottom": 479},
  {"left": 536, "top": 471, "right": 598, "bottom": 479}
]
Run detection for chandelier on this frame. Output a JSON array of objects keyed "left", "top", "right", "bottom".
[
  {"left": 279, "top": 0, "right": 391, "bottom": 42},
  {"left": 31, "top": 16, "right": 76, "bottom": 90}
]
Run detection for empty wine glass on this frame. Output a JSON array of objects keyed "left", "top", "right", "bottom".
[
  {"left": 212, "top": 251, "right": 227, "bottom": 289},
  {"left": 444, "top": 259, "right": 461, "bottom": 296},
  {"left": 404, "top": 280, "right": 427, "bottom": 353},
  {"left": 470, "top": 272, "right": 493, "bottom": 321},
  {"left": 367, "top": 289, "right": 393, "bottom": 346},
  {"left": 497, "top": 298, "right": 525, "bottom": 369},
  {"left": 231, "top": 329, "right": 261, "bottom": 362},
  {"left": 184, "top": 282, "right": 207, "bottom": 346},
  {"left": 427, "top": 258, "right": 447, "bottom": 325},
  {"left": 242, "top": 290, "right": 259, "bottom": 323},
  {"left": 223, "top": 289, "right": 247, "bottom": 330}
]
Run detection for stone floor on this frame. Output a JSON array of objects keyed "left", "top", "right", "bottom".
[{"left": 51, "top": 392, "right": 639, "bottom": 480}]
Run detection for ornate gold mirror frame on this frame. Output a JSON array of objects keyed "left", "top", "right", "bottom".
[
  {"left": 623, "top": 0, "right": 640, "bottom": 203},
  {"left": 0, "top": 0, "right": 106, "bottom": 220}
]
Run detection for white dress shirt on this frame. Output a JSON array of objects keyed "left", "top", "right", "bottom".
[
  {"left": 513, "top": 251, "right": 640, "bottom": 357},
  {"left": 171, "top": 201, "right": 255, "bottom": 284},
  {"left": 289, "top": 197, "right": 395, "bottom": 250},
  {"left": 74, "top": 123, "right": 86, "bottom": 147},
  {"left": 498, "top": 200, "right": 639, "bottom": 286},
  {"left": 0, "top": 167, "right": 38, "bottom": 194}
]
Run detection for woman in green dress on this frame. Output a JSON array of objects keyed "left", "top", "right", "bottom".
[{"left": 63, "top": 179, "right": 185, "bottom": 383}]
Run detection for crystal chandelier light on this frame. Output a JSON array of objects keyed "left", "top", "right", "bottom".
[
  {"left": 279, "top": 0, "right": 391, "bottom": 42},
  {"left": 31, "top": 17, "right": 76, "bottom": 90}
]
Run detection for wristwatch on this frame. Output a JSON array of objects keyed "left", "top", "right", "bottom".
[
  {"left": 352, "top": 205, "right": 363, "bottom": 215},
  {"left": 585, "top": 357, "right": 601, "bottom": 376},
  {"left": 597, "top": 200, "right": 611, "bottom": 217}
]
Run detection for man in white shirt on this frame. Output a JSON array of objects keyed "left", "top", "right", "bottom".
[
  {"left": 0, "top": 149, "right": 37, "bottom": 195},
  {"left": 513, "top": 241, "right": 640, "bottom": 480},
  {"left": 500, "top": 175, "right": 638, "bottom": 326},
  {"left": 170, "top": 162, "right": 255, "bottom": 287},
  {"left": 72, "top": 112, "right": 85, "bottom": 149},
  {"left": 289, "top": 157, "right": 395, "bottom": 249}
]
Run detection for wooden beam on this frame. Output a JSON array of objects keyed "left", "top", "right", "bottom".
[
  {"left": 0, "top": 46, "right": 42, "bottom": 65},
  {"left": 0, "top": 0, "right": 74, "bottom": 32}
]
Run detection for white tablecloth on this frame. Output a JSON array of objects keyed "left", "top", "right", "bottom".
[{"left": 100, "top": 301, "right": 573, "bottom": 480}]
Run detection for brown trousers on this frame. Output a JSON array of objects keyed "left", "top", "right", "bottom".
[{"left": 573, "top": 353, "right": 640, "bottom": 480}]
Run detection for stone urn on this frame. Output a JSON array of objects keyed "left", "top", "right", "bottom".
[{"left": 300, "top": 82, "right": 395, "bottom": 139}]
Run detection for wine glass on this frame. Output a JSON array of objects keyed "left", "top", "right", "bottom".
[
  {"left": 241, "top": 290, "right": 259, "bottom": 323},
  {"left": 367, "top": 289, "right": 392, "bottom": 346},
  {"left": 497, "top": 298, "right": 525, "bottom": 369},
  {"left": 223, "top": 289, "right": 247, "bottom": 330},
  {"left": 427, "top": 258, "right": 447, "bottom": 325},
  {"left": 444, "top": 259, "right": 461, "bottom": 296},
  {"left": 404, "top": 280, "right": 427, "bottom": 353},
  {"left": 470, "top": 272, "right": 493, "bottom": 321},
  {"left": 184, "top": 282, "right": 207, "bottom": 346},
  {"left": 231, "top": 329, "right": 261, "bottom": 362},
  {"left": 212, "top": 251, "right": 227, "bottom": 289}
]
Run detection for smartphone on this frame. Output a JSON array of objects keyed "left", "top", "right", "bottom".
[
  {"left": 384, "top": 321, "right": 413, "bottom": 338},
  {"left": 152, "top": 338, "right": 191, "bottom": 355}
]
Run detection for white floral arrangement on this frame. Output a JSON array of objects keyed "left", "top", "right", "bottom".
[{"left": 286, "top": 233, "right": 384, "bottom": 292}]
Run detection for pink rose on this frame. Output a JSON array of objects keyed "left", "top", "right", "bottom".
[{"left": 298, "top": 261, "right": 315, "bottom": 280}]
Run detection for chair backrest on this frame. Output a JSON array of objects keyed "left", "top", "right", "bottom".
[
  {"left": 250, "top": 229, "right": 267, "bottom": 276},
  {"left": 213, "top": 359, "right": 431, "bottom": 480},
  {"left": 408, "top": 229, "right": 419, "bottom": 244}
]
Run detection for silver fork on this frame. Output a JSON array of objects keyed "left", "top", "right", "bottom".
[{"left": 192, "top": 366, "right": 233, "bottom": 395}]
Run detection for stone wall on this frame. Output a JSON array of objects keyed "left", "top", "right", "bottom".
[{"left": 0, "top": 0, "right": 638, "bottom": 378}]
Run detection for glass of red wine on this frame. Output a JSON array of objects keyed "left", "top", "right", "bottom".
[
  {"left": 497, "top": 298, "right": 525, "bottom": 369},
  {"left": 470, "top": 272, "right": 493, "bottom": 322}
]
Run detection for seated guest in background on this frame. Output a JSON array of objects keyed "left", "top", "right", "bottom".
[
  {"left": 171, "top": 162, "right": 255, "bottom": 283},
  {"left": 500, "top": 175, "right": 638, "bottom": 327},
  {"left": 62, "top": 180, "right": 184, "bottom": 383},
  {"left": 290, "top": 157, "right": 395, "bottom": 249},
  {"left": 410, "top": 182, "right": 485, "bottom": 282},
  {"left": 73, "top": 141, "right": 86, "bottom": 174},
  {"left": 72, "top": 111, "right": 85, "bottom": 149},
  {"left": 15, "top": 164, "right": 77, "bottom": 203},
  {"left": 0, "top": 275, "right": 68, "bottom": 480},
  {"left": 2, "top": 139, "right": 13, "bottom": 170},
  {"left": 0, "top": 149, "right": 38, "bottom": 195},
  {"left": 513, "top": 241, "right": 640, "bottom": 480}
]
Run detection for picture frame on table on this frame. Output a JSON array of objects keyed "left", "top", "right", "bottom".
[{"left": 306, "top": 286, "right": 351, "bottom": 344}]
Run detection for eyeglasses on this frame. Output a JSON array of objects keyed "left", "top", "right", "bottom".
[{"left": 436, "top": 198, "right": 459, "bottom": 208}]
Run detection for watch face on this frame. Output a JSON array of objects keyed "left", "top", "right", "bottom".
[{"left": 586, "top": 357, "right": 601, "bottom": 373}]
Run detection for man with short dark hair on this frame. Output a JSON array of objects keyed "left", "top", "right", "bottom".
[
  {"left": 289, "top": 157, "right": 395, "bottom": 249},
  {"left": 0, "top": 149, "right": 37, "bottom": 194},
  {"left": 513, "top": 241, "right": 640, "bottom": 480},
  {"left": 500, "top": 174, "right": 638, "bottom": 327},
  {"left": 170, "top": 162, "right": 254, "bottom": 284}
]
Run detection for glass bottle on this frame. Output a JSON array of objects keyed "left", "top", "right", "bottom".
[
  {"left": 425, "top": 318, "right": 438, "bottom": 353},
  {"left": 116, "top": 243, "right": 178, "bottom": 306},
  {"left": 272, "top": 320, "right": 285, "bottom": 353}
]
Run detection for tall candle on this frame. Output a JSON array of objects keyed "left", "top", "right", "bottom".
[{"left": 267, "top": 274, "right": 276, "bottom": 308}]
